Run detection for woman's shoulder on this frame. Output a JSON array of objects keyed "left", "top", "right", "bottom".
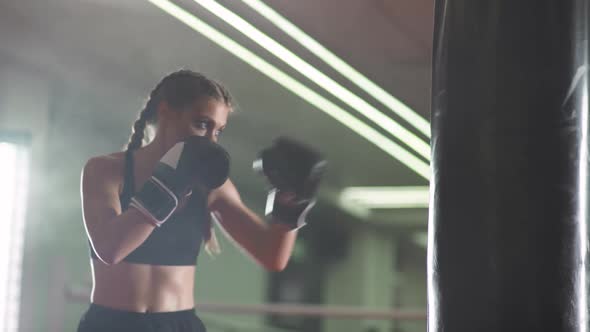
[{"left": 82, "top": 151, "right": 127, "bottom": 189}]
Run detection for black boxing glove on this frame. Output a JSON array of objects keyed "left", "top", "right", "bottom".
[
  {"left": 253, "top": 137, "right": 326, "bottom": 230},
  {"left": 131, "top": 136, "right": 230, "bottom": 226}
]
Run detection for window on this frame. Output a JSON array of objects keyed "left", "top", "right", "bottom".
[{"left": 0, "top": 131, "right": 31, "bottom": 332}]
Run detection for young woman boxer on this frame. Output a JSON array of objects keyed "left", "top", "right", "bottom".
[{"left": 77, "top": 70, "right": 325, "bottom": 332}]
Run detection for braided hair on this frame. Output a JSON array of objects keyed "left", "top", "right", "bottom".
[
  {"left": 126, "top": 69, "right": 233, "bottom": 151},
  {"left": 126, "top": 69, "right": 233, "bottom": 255}
]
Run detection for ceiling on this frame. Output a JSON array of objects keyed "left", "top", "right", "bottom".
[{"left": 0, "top": 0, "right": 433, "bottom": 225}]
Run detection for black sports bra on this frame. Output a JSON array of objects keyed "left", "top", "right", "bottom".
[{"left": 88, "top": 150, "right": 208, "bottom": 265}]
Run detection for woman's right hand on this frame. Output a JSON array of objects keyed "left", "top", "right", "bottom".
[{"left": 130, "top": 135, "right": 230, "bottom": 227}]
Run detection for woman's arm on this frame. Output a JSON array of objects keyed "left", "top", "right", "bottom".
[
  {"left": 81, "top": 156, "right": 157, "bottom": 265},
  {"left": 208, "top": 179, "right": 297, "bottom": 271}
]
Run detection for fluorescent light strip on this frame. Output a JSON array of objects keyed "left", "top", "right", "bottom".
[
  {"left": 193, "top": 0, "right": 430, "bottom": 161},
  {"left": 340, "top": 186, "right": 430, "bottom": 209},
  {"left": 148, "top": 0, "right": 430, "bottom": 180},
  {"left": 239, "top": 0, "right": 431, "bottom": 138}
]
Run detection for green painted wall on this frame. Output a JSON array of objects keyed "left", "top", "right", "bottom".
[{"left": 323, "top": 225, "right": 397, "bottom": 332}]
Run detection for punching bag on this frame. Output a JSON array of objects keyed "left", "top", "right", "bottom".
[{"left": 429, "top": 1, "right": 589, "bottom": 331}]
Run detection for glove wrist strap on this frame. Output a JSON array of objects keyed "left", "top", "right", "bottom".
[
  {"left": 130, "top": 176, "right": 179, "bottom": 227},
  {"left": 265, "top": 189, "right": 314, "bottom": 230}
]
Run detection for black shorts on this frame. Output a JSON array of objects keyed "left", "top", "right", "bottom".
[{"left": 76, "top": 303, "right": 206, "bottom": 332}]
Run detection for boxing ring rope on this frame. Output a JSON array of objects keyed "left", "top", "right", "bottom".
[
  {"left": 64, "top": 285, "right": 426, "bottom": 320},
  {"left": 47, "top": 257, "right": 425, "bottom": 332}
]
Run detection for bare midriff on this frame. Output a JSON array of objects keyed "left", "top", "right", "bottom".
[{"left": 90, "top": 258, "right": 196, "bottom": 312}]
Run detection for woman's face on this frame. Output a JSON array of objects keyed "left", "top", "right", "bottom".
[{"left": 169, "top": 97, "right": 231, "bottom": 144}]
